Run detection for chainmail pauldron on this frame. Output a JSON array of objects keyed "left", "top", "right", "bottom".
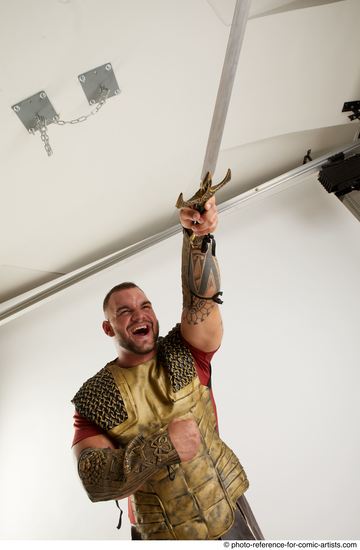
[
  {"left": 72, "top": 325, "right": 196, "bottom": 430},
  {"left": 157, "top": 324, "right": 197, "bottom": 392},
  {"left": 72, "top": 366, "right": 128, "bottom": 431}
]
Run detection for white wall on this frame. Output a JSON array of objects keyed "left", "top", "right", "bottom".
[{"left": 0, "top": 174, "right": 359, "bottom": 540}]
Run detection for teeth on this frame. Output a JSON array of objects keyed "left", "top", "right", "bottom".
[{"left": 132, "top": 324, "right": 147, "bottom": 334}]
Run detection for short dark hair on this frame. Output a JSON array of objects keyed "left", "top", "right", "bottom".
[{"left": 103, "top": 282, "right": 141, "bottom": 313}]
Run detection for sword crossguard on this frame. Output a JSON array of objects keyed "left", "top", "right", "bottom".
[{"left": 175, "top": 168, "right": 231, "bottom": 212}]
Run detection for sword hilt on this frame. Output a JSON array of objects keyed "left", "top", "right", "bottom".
[
  {"left": 175, "top": 168, "right": 231, "bottom": 212},
  {"left": 194, "top": 204, "right": 206, "bottom": 215}
]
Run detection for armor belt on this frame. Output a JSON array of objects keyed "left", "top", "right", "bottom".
[{"left": 72, "top": 325, "right": 249, "bottom": 540}]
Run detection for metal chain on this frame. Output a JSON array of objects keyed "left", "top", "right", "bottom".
[
  {"left": 53, "top": 86, "right": 110, "bottom": 126},
  {"left": 33, "top": 87, "right": 110, "bottom": 156},
  {"left": 35, "top": 115, "right": 53, "bottom": 157}
]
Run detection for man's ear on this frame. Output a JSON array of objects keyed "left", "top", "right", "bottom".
[{"left": 102, "top": 320, "right": 115, "bottom": 337}]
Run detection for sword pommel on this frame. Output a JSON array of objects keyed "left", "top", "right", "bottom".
[{"left": 175, "top": 168, "right": 231, "bottom": 211}]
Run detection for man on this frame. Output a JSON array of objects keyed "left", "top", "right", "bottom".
[{"left": 71, "top": 196, "right": 263, "bottom": 540}]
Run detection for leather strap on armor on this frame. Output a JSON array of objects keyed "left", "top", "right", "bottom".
[{"left": 78, "top": 430, "right": 180, "bottom": 502}]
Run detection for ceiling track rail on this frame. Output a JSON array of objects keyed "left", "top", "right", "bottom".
[{"left": 1, "top": 140, "right": 360, "bottom": 326}]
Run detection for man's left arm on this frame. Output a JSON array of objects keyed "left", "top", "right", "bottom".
[{"left": 179, "top": 196, "right": 223, "bottom": 352}]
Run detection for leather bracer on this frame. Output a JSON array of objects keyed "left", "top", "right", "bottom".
[
  {"left": 78, "top": 430, "right": 180, "bottom": 502},
  {"left": 181, "top": 229, "right": 223, "bottom": 324}
]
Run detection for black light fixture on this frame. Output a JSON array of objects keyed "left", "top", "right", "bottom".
[
  {"left": 318, "top": 153, "right": 360, "bottom": 197},
  {"left": 342, "top": 100, "right": 360, "bottom": 121}
]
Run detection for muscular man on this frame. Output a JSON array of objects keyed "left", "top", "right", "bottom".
[{"left": 71, "top": 197, "right": 263, "bottom": 540}]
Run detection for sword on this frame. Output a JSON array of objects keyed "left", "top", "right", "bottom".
[{"left": 176, "top": 0, "right": 251, "bottom": 213}]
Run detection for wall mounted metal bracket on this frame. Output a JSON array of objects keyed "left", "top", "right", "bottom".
[
  {"left": 11, "top": 62, "right": 120, "bottom": 156},
  {"left": 342, "top": 100, "right": 360, "bottom": 121},
  {"left": 78, "top": 62, "right": 121, "bottom": 105},
  {"left": 11, "top": 91, "right": 57, "bottom": 133}
]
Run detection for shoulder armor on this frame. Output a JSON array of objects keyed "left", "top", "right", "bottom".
[
  {"left": 157, "top": 324, "right": 197, "bottom": 392},
  {"left": 72, "top": 365, "right": 128, "bottom": 431}
]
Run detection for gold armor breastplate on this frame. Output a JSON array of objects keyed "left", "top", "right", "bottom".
[{"left": 73, "top": 326, "right": 249, "bottom": 540}]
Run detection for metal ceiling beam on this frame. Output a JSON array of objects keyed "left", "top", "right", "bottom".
[{"left": 1, "top": 139, "right": 360, "bottom": 327}]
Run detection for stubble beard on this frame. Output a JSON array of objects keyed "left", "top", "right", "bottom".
[{"left": 117, "top": 322, "right": 160, "bottom": 356}]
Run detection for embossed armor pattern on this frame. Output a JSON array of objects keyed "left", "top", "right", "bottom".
[
  {"left": 73, "top": 325, "right": 249, "bottom": 540},
  {"left": 78, "top": 431, "right": 180, "bottom": 502},
  {"left": 131, "top": 384, "right": 249, "bottom": 540}
]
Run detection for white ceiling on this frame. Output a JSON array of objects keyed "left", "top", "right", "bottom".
[{"left": 1, "top": 0, "right": 359, "bottom": 302}]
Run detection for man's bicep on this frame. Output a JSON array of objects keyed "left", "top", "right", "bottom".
[
  {"left": 180, "top": 304, "right": 223, "bottom": 352},
  {"left": 73, "top": 434, "right": 116, "bottom": 461}
]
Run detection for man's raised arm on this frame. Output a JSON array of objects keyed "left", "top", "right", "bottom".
[{"left": 179, "top": 196, "right": 223, "bottom": 352}]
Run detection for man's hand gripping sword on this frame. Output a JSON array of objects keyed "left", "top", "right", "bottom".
[
  {"left": 177, "top": 172, "right": 229, "bottom": 324},
  {"left": 176, "top": 169, "right": 231, "bottom": 218}
]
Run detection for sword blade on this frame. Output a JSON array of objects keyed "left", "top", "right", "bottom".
[{"left": 201, "top": 0, "right": 251, "bottom": 181}]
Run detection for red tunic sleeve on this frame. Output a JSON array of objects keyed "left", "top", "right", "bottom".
[{"left": 72, "top": 410, "right": 103, "bottom": 447}]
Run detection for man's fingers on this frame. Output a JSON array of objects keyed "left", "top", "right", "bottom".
[
  {"left": 204, "top": 196, "right": 216, "bottom": 211},
  {"left": 180, "top": 209, "right": 204, "bottom": 231},
  {"left": 182, "top": 219, "right": 202, "bottom": 231},
  {"left": 168, "top": 418, "right": 201, "bottom": 462},
  {"left": 179, "top": 195, "right": 217, "bottom": 233},
  {"left": 181, "top": 207, "right": 200, "bottom": 220}
]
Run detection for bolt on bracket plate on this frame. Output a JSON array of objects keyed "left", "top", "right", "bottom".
[
  {"left": 78, "top": 62, "right": 121, "bottom": 105},
  {"left": 11, "top": 91, "right": 58, "bottom": 132}
]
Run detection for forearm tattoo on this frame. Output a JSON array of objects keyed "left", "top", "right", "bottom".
[
  {"left": 181, "top": 229, "right": 223, "bottom": 325},
  {"left": 78, "top": 430, "right": 180, "bottom": 502}
]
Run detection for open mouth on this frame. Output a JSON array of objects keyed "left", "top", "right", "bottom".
[{"left": 131, "top": 324, "right": 150, "bottom": 337}]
